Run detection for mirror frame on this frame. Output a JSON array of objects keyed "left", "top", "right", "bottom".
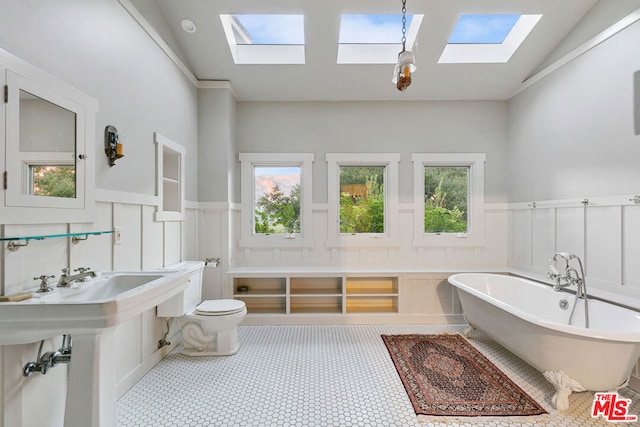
[{"left": 1, "top": 48, "right": 97, "bottom": 224}]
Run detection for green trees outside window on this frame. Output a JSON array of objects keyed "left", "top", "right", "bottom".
[
  {"left": 253, "top": 166, "right": 301, "bottom": 235},
  {"left": 339, "top": 166, "right": 384, "bottom": 233},
  {"left": 31, "top": 165, "right": 76, "bottom": 198},
  {"left": 424, "top": 166, "right": 468, "bottom": 233}
]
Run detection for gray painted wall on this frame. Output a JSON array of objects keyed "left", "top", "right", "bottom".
[
  {"left": 0, "top": 0, "right": 199, "bottom": 201},
  {"left": 508, "top": 20, "right": 640, "bottom": 202},
  {"left": 235, "top": 101, "right": 509, "bottom": 204},
  {"left": 198, "top": 88, "right": 237, "bottom": 203}
]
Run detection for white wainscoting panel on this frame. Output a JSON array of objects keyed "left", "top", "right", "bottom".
[
  {"left": 182, "top": 208, "right": 198, "bottom": 261},
  {"left": 113, "top": 203, "right": 142, "bottom": 270},
  {"left": 69, "top": 202, "right": 113, "bottom": 272},
  {"left": 509, "top": 209, "right": 531, "bottom": 269},
  {"left": 400, "top": 275, "right": 462, "bottom": 317},
  {"left": 142, "top": 205, "right": 164, "bottom": 270},
  {"left": 163, "top": 222, "right": 182, "bottom": 266},
  {"left": 586, "top": 206, "right": 622, "bottom": 289},
  {"left": 623, "top": 205, "right": 640, "bottom": 288},
  {"left": 531, "top": 208, "right": 555, "bottom": 274}
]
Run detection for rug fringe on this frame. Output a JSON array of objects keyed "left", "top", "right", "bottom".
[{"left": 417, "top": 413, "right": 551, "bottom": 425}]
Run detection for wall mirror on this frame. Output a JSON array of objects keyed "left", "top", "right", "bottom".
[
  {"left": 1, "top": 51, "right": 97, "bottom": 224},
  {"left": 5, "top": 70, "right": 84, "bottom": 209},
  {"left": 19, "top": 89, "right": 77, "bottom": 199}
]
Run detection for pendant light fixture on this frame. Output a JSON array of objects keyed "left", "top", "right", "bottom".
[{"left": 392, "top": 0, "right": 416, "bottom": 91}]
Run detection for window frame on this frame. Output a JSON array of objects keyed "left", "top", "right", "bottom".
[
  {"left": 326, "top": 153, "right": 400, "bottom": 247},
  {"left": 412, "top": 153, "right": 486, "bottom": 246},
  {"left": 239, "top": 153, "right": 314, "bottom": 248}
]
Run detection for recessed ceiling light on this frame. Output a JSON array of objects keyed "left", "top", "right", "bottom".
[{"left": 181, "top": 19, "right": 197, "bottom": 34}]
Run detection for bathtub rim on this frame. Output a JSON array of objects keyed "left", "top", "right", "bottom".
[{"left": 448, "top": 272, "right": 640, "bottom": 343}]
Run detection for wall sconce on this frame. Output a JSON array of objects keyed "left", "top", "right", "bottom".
[{"left": 105, "top": 125, "right": 124, "bottom": 167}]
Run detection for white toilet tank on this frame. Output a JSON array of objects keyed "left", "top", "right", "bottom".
[{"left": 156, "top": 261, "right": 204, "bottom": 317}]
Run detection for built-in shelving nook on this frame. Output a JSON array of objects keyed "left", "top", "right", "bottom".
[
  {"left": 231, "top": 274, "right": 399, "bottom": 317},
  {"left": 154, "top": 132, "right": 185, "bottom": 221}
]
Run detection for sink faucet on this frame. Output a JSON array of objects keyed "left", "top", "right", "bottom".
[
  {"left": 56, "top": 267, "right": 97, "bottom": 287},
  {"left": 548, "top": 252, "right": 589, "bottom": 328}
]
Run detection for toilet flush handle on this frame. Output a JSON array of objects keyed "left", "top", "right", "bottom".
[{"left": 205, "top": 257, "right": 221, "bottom": 267}]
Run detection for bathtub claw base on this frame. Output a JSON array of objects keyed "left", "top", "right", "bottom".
[
  {"left": 463, "top": 324, "right": 476, "bottom": 339},
  {"left": 543, "top": 371, "right": 586, "bottom": 411}
]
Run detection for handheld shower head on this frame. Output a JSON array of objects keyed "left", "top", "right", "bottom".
[{"left": 550, "top": 252, "right": 572, "bottom": 263}]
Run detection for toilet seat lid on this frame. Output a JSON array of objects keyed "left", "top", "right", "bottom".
[{"left": 195, "top": 299, "right": 246, "bottom": 316}]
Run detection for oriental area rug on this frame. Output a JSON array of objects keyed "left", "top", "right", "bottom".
[{"left": 381, "top": 334, "right": 547, "bottom": 418}]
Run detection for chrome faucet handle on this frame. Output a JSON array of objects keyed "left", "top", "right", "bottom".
[
  {"left": 73, "top": 267, "right": 91, "bottom": 273},
  {"left": 61, "top": 267, "right": 70, "bottom": 276},
  {"left": 33, "top": 275, "right": 55, "bottom": 293}
]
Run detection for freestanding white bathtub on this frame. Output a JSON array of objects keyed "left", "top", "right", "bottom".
[{"left": 448, "top": 273, "right": 640, "bottom": 411}]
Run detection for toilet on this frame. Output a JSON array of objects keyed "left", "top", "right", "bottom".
[{"left": 157, "top": 261, "right": 246, "bottom": 356}]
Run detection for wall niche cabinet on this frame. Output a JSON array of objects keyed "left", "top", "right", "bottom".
[{"left": 154, "top": 132, "right": 185, "bottom": 222}]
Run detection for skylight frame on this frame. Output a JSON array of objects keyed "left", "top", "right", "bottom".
[
  {"left": 220, "top": 14, "right": 305, "bottom": 65},
  {"left": 337, "top": 14, "right": 424, "bottom": 64},
  {"left": 439, "top": 14, "right": 542, "bottom": 64}
]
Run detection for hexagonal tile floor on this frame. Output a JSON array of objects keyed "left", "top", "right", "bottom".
[{"left": 117, "top": 324, "right": 640, "bottom": 426}]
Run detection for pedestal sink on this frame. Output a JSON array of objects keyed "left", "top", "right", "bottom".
[{"left": 0, "top": 268, "right": 192, "bottom": 427}]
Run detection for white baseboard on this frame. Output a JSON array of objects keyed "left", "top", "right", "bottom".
[{"left": 239, "top": 314, "right": 466, "bottom": 326}]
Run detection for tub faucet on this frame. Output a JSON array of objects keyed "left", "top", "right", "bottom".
[
  {"left": 56, "top": 267, "right": 97, "bottom": 287},
  {"left": 548, "top": 253, "right": 589, "bottom": 328}
]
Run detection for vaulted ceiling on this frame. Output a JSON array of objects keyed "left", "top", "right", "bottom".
[{"left": 126, "top": 0, "right": 603, "bottom": 101}]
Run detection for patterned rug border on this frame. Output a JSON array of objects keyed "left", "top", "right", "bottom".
[{"left": 382, "top": 333, "right": 548, "bottom": 418}]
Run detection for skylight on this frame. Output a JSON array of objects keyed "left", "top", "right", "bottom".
[
  {"left": 439, "top": 14, "right": 542, "bottom": 63},
  {"left": 337, "top": 14, "right": 424, "bottom": 64},
  {"left": 233, "top": 14, "right": 304, "bottom": 45},
  {"left": 448, "top": 14, "right": 520, "bottom": 44},
  {"left": 220, "top": 14, "right": 305, "bottom": 64},
  {"left": 339, "top": 14, "right": 413, "bottom": 44}
]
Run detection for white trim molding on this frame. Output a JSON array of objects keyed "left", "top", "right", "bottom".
[
  {"left": 411, "top": 153, "right": 486, "bottom": 247},
  {"left": 325, "top": 153, "right": 400, "bottom": 248},
  {"left": 239, "top": 153, "right": 315, "bottom": 248}
]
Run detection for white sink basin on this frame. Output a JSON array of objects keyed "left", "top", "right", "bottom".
[
  {"left": 0, "top": 268, "right": 191, "bottom": 345},
  {"left": 0, "top": 263, "right": 203, "bottom": 427}
]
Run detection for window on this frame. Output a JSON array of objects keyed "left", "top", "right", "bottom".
[
  {"left": 253, "top": 166, "right": 301, "bottom": 235},
  {"left": 423, "top": 166, "right": 468, "bottom": 233},
  {"left": 412, "top": 153, "right": 485, "bottom": 246},
  {"left": 327, "top": 153, "right": 399, "bottom": 247},
  {"left": 30, "top": 165, "right": 76, "bottom": 198},
  {"left": 240, "top": 153, "right": 314, "bottom": 247},
  {"left": 339, "top": 166, "right": 385, "bottom": 233}
]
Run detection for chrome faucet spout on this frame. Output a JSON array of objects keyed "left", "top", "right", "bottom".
[
  {"left": 56, "top": 268, "right": 97, "bottom": 287},
  {"left": 549, "top": 253, "right": 589, "bottom": 328}
]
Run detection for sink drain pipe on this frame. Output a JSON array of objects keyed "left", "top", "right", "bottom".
[{"left": 23, "top": 335, "right": 72, "bottom": 377}]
